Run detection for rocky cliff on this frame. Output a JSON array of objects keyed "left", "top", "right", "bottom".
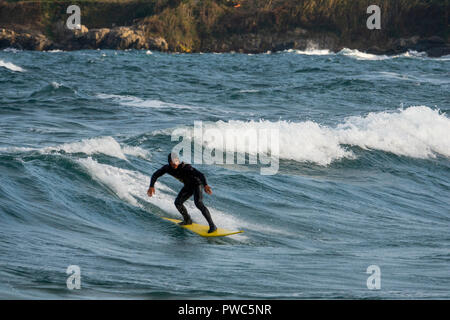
[{"left": 0, "top": 0, "right": 448, "bottom": 56}]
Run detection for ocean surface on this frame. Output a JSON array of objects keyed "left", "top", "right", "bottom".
[{"left": 0, "top": 47, "right": 449, "bottom": 299}]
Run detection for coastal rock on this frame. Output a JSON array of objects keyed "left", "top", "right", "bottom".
[
  {"left": 147, "top": 36, "right": 168, "bottom": 51},
  {"left": 0, "top": 24, "right": 169, "bottom": 52},
  {"left": 17, "top": 33, "right": 52, "bottom": 51},
  {"left": 413, "top": 37, "right": 450, "bottom": 57},
  {"left": 0, "top": 21, "right": 169, "bottom": 51},
  {"left": 0, "top": 28, "right": 52, "bottom": 51},
  {"left": 102, "top": 27, "right": 168, "bottom": 51},
  {"left": 104, "top": 27, "right": 146, "bottom": 49},
  {"left": 86, "top": 28, "right": 110, "bottom": 47},
  {"left": 0, "top": 28, "right": 15, "bottom": 48}
]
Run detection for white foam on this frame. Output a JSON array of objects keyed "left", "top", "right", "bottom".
[
  {"left": 339, "top": 48, "right": 434, "bottom": 60},
  {"left": 51, "top": 81, "right": 62, "bottom": 89},
  {"left": 0, "top": 137, "right": 150, "bottom": 160},
  {"left": 97, "top": 93, "right": 194, "bottom": 110},
  {"left": 281, "top": 47, "right": 444, "bottom": 60},
  {"left": 0, "top": 146, "right": 35, "bottom": 153},
  {"left": 397, "top": 50, "right": 427, "bottom": 59},
  {"left": 121, "top": 144, "right": 151, "bottom": 159},
  {"left": 168, "top": 106, "right": 450, "bottom": 165},
  {"left": 2, "top": 48, "right": 22, "bottom": 53},
  {"left": 336, "top": 106, "right": 450, "bottom": 159},
  {"left": 77, "top": 157, "right": 145, "bottom": 206},
  {"left": 45, "top": 49, "right": 65, "bottom": 53},
  {"left": 43, "top": 136, "right": 150, "bottom": 160},
  {"left": 198, "top": 120, "right": 353, "bottom": 166},
  {"left": 285, "top": 48, "right": 332, "bottom": 56},
  {"left": 338, "top": 48, "right": 389, "bottom": 60},
  {"left": 0, "top": 59, "right": 25, "bottom": 72}
]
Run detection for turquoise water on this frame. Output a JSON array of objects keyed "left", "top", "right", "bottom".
[{"left": 0, "top": 48, "right": 449, "bottom": 299}]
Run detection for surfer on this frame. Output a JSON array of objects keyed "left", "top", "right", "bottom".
[{"left": 147, "top": 153, "right": 217, "bottom": 233}]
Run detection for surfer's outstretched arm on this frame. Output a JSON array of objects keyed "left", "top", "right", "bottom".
[{"left": 147, "top": 165, "right": 170, "bottom": 196}]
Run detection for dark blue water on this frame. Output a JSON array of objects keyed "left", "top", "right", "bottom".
[{"left": 0, "top": 47, "right": 449, "bottom": 299}]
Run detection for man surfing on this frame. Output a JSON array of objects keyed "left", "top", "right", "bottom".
[{"left": 147, "top": 153, "right": 217, "bottom": 233}]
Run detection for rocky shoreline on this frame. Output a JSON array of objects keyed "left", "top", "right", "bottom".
[
  {"left": 0, "top": 0, "right": 448, "bottom": 57},
  {"left": 2, "top": 24, "right": 448, "bottom": 57},
  {"left": 0, "top": 23, "right": 169, "bottom": 52}
]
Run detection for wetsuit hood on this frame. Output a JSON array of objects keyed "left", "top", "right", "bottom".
[{"left": 168, "top": 152, "right": 179, "bottom": 164}]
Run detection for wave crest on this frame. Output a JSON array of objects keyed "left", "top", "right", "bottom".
[
  {"left": 0, "top": 59, "right": 25, "bottom": 72},
  {"left": 168, "top": 106, "right": 449, "bottom": 165},
  {"left": 0, "top": 137, "right": 150, "bottom": 161}
]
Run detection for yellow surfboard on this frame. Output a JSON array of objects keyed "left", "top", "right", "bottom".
[{"left": 163, "top": 217, "right": 244, "bottom": 237}]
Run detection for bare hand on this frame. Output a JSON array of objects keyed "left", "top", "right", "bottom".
[
  {"left": 204, "top": 185, "right": 212, "bottom": 195},
  {"left": 147, "top": 187, "right": 155, "bottom": 197}
]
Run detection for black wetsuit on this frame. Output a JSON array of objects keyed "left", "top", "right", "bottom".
[{"left": 149, "top": 163, "right": 215, "bottom": 228}]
